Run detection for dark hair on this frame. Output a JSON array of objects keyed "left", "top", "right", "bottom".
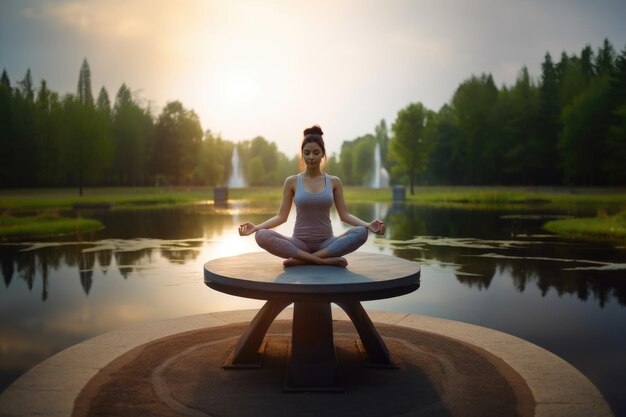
[{"left": 301, "top": 125, "right": 326, "bottom": 155}]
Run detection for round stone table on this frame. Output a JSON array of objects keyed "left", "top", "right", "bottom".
[{"left": 204, "top": 251, "right": 420, "bottom": 391}]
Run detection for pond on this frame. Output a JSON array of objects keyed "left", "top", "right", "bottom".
[{"left": 1, "top": 202, "right": 625, "bottom": 415}]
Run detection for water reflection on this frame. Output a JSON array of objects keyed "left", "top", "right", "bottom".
[
  {"left": 377, "top": 204, "right": 626, "bottom": 308},
  {"left": 1, "top": 202, "right": 625, "bottom": 414},
  {"left": 2, "top": 204, "right": 624, "bottom": 307}
]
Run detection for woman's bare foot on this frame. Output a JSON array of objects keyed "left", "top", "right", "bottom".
[
  {"left": 283, "top": 256, "right": 347, "bottom": 268},
  {"left": 321, "top": 257, "right": 348, "bottom": 267},
  {"left": 283, "top": 258, "right": 306, "bottom": 267}
]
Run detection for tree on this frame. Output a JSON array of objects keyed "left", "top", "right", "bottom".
[
  {"left": 603, "top": 44, "right": 626, "bottom": 183},
  {"left": 238, "top": 136, "right": 281, "bottom": 185},
  {"left": 153, "top": 101, "right": 202, "bottom": 184},
  {"left": 8, "top": 69, "right": 39, "bottom": 185},
  {"left": 77, "top": 58, "right": 94, "bottom": 106},
  {"left": 1, "top": 69, "right": 10, "bottom": 89},
  {"left": 61, "top": 95, "right": 110, "bottom": 194},
  {"left": 0, "top": 69, "right": 14, "bottom": 184},
  {"left": 427, "top": 104, "right": 461, "bottom": 184},
  {"left": 111, "top": 84, "right": 154, "bottom": 185},
  {"left": 449, "top": 74, "right": 499, "bottom": 183},
  {"left": 338, "top": 140, "right": 356, "bottom": 185},
  {"left": 63, "top": 60, "right": 111, "bottom": 194},
  {"left": 580, "top": 45, "right": 595, "bottom": 81},
  {"left": 595, "top": 38, "right": 616, "bottom": 76},
  {"left": 499, "top": 67, "right": 541, "bottom": 184},
  {"left": 194, "top": 130, "right": 229, "bottom": 186},
  {"left": 537, "top": 53, "right": 561, "bottom": 184},
  {"left": 351, "top": 135, "right": 376, "bottom": 186},
  {"left": 604, "top": 106, "right": 626, "bottom": 183},
  {"left": 35, "top": 80, "right": 64, "bottom": 185},
  {"left": 390, "top": 102, "right": 436, "bottom": 193},
  {"left": 560, "top": 77, "right": 612, "bottom": 184},
  {"left": 96, "top": 87, "right": 111, "bottom": 115},
  {"left": 18, "top": 69, "right": 34, "bottom": 102}
]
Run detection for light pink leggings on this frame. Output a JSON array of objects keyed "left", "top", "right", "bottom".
[{"left": 255, "top": 226, "right": 368, "bottom": 259}]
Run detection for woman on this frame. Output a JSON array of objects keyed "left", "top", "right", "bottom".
[{"left": 238, "top": 125, "right": 385, "bottom": 267}]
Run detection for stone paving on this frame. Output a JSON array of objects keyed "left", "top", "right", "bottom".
[{"left": 0, "top": 309, "right": 614, "bottom": 417}]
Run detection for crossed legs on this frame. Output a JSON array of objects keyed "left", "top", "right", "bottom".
[{"left": 255, "top": 226, "right": 368, "bottom": 267}]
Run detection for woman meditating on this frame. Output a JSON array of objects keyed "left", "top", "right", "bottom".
[{"left": 238, "top": 125, "right": 385, "bottom": 267}]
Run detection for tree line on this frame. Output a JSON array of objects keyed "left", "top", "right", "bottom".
[
  {"left": 387, "top": 38, "right": 626, "bottom": 190},
  {"left": 1, "top": 38, "right": 625, "bottom": 192},
  {"left": 0, "top": 59, "right": 298, "bottom": 192}
]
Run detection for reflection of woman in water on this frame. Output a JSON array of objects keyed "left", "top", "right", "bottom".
[{"left": 238, "top": 125, "right": 385, "bottom": 267}]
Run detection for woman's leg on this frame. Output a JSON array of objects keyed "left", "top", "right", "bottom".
[
  {"left": 317, "top": 226, "right": 368, "bottom": 257},
  {"left": 255, "top": 229, "right": 309, "bottom": 258},
  {"left": 255, "top": 229, "right": 349, "bottom": 267}
]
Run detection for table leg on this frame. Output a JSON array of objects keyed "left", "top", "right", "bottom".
[
  {"left": 336, "top": 301, "right": 395, "bottom": 367},
  {"left": 224, "top": 299, "right": 291, "bottom": 368},
  {"left": 285, "top": 301, "right": 342, "bottom": 391}
]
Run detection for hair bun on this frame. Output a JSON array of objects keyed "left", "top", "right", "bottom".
[{"left": 303, "top": 125, "right": 323, "bottom": 136}]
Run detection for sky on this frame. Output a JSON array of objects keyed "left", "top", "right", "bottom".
[{"left": 1, "top": 0, "right": 625, "bottom": 157}]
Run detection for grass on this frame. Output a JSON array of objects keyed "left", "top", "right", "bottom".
[
  {"left": 401, "top": 186, "right": 626, "bottom": 209},
  {"left": 543, "top": 210, "right": 626, "bottom": 242},
  {"left": 1, "top": 185, "right": 625, "bottom": 240},
  {"left": 2, "top": 185, "right": 626, "bottom": 210},
  {"left": 0, "top": 212, "right": 104, "bottom": 239}
]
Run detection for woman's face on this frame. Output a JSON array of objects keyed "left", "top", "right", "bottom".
[{"left": 302, "top": 142, "right": 325, "bottom": 168}]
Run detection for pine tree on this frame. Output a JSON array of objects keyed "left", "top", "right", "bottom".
[
  {"left": 538, "top": 53, "right": 561, "bottom": 183},
  {"left": 96, "top": 87, "right": 111, "bottom": 114},
  {"left": 595, "top": 39, "right": 616, "bottom": 76},
  {"left": 77, "top": 58, "right": 94, "bottom": 106},
  {"left": 1, "top": 69, "right": 10, "bottom": 89},
  {"left": 18, "top": 69, "right": 34, "bottom": 101}
]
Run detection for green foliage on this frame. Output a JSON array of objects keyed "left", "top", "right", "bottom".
[
  {"left": 560, "top": 77, "right": 612, "bottom": 184},
  {"left": 3, "top": 39, "right": 626, "bottom": 190},
  {"left": 543, "top": 210, "right": 626, "bottom": 241},
  {"left": 77, "top": 58, "right": 94, "bottom": 106},
  {"left": 604, "top": 105, "right": 626, "bottom": 183},
  {"left": 153, "top": 101, "right": 203, "bottom": 184},
  {"left": 194, "top": 131, "right": 230, "bottom": 186},
  {"left": 237, "top": 136, "right": 295, "bottom": 185},
  {"left": 0, "top": 213, "right": 103, "bottom": 239},
  {"left": 111, "top": 84, "right": 153, "bottom": 185},
  {"left": 390, "top": 102, "right": 436, "bottom": 193}
]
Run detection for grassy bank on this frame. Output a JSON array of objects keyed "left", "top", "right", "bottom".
[
  {"left": 2, "top": 186, "right": 625, "bottom": 211},
  {"left": 1, "top": 186, "right": 625, "bottom": 240},
  {"left": 543, "top": 210, "right": 626, "bottom": 242},
  {"left": 0, "top": 213, "right": 104, "bottom": 239}
]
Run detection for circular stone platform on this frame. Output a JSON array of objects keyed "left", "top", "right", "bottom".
[{"left": 0, "top": 310, "right": 614, "bottom": 417}]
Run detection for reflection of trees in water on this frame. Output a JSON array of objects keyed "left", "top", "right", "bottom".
[
  {"left": 2, "top": 248, "right": 16, "bottom": 287},
  {"left": 114, "top": 249, "right": 154, "bottom": 279},
  {"left": 160, "top": 239, "right": 203, "bottom": 264},
  {"left": 384, "top": 205, "right": 626, "bottom": 307},
  {"left": 0, "top": 207, "right": 239, "bottom": 301},
  {"left": 97, "top": 250, "right": 113, "bottom": 273},
  {"left": 1, "top": 237, "right": 208, "bottom": 300},
  {"left": 79, "top": 252, "right": 95, "bottom": 295},
  {"left": 91, "top": 206, "right": 234, "bottom": 241},
  {"left": 1, "top": 244, "right": 154, "bottom": 299}
]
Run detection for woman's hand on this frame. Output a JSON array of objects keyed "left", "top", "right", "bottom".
[
  {"left": 238, "top": 223, "right": 258, "bottom": 236},
  {"left": 367, "top": 219, "right": 385, "bottom": 235}
]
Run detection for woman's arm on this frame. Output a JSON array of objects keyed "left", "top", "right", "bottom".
[
  {"left": 238, "top": 176, "right": 296, "bottom": 236},
  {"left": 331, "top": 176, "right": 385, "bottom": 235}
]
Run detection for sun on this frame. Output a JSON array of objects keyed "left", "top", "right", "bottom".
[{"left": 217, "top": 71, "right": 260, "bottom": 106}]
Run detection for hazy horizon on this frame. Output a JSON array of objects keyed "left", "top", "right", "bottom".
[{"left": 1, "top": 0, "right": 625, "bottom": 156}]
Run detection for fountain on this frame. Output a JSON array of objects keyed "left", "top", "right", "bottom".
[
  {"left": 214, "top": 146, "right": 246, "bottom": 205},
  {"left": 228, "top": 146, "right": 246, "bottom": 188},
  {"left": 370, "top": 142, "right": 389, "bottom": 188}
]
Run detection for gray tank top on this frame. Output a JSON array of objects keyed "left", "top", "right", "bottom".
[{"left": 293, "top": 173, "right": 334, "bottom": 243}]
